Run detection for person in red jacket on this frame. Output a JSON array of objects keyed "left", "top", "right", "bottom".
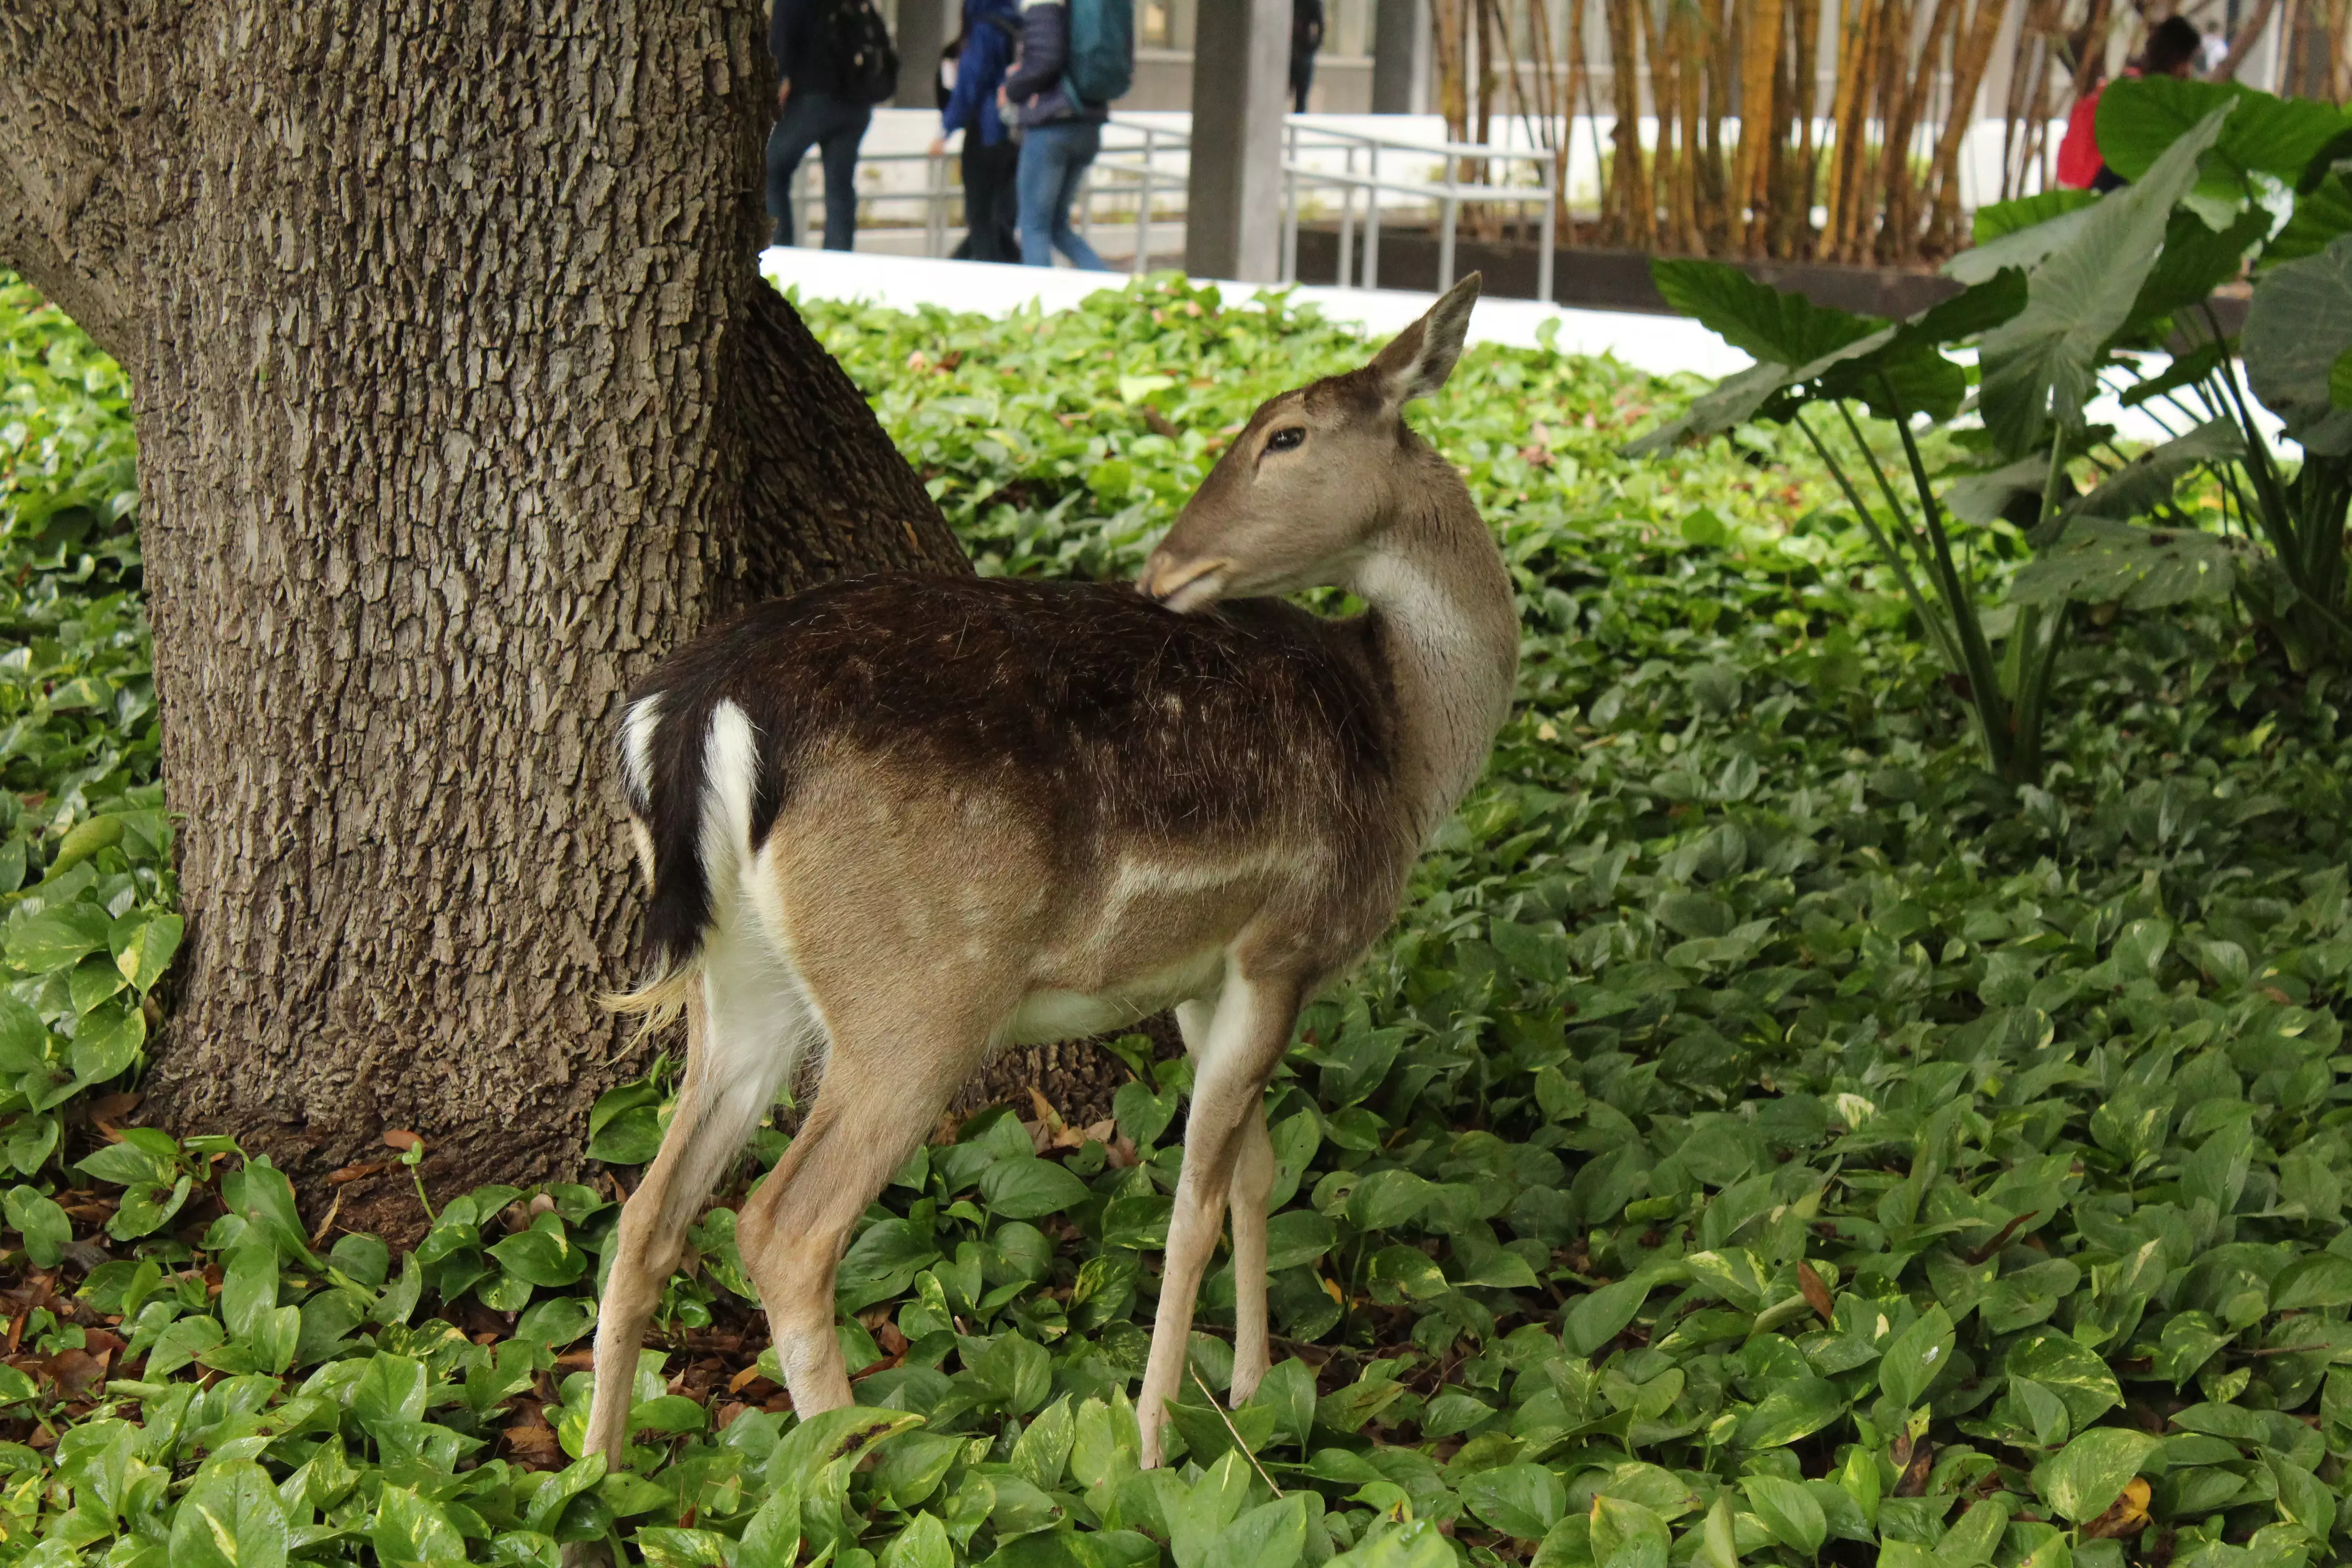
[{"left": 2058, "top": 15, "right": 2202, "bottom": 191}]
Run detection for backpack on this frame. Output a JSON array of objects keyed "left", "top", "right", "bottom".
[
  {"left": 820, "top": 0, "right": 901, "bottom": 106},
  {"left": 1062, "top": 0, "right": 1133, "bottom": 108}
]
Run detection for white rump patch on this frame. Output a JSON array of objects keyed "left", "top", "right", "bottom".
[
  {"left": 701, "top": 699, "right": 761, "bottom": 908},
  {"left": 620, "top": 692, "right": 663, "bottom": 813}
]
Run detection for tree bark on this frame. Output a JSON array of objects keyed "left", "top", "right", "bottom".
[{"left": 0, "top": 0, "right": 973, "bottom": 1229}]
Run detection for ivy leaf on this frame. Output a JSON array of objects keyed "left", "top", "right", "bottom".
[
  {"left": 1460, "top": 1462, "right": 1567, "bottom": 1540},
  {"left": 2, "top": 1185, "right": 70, "bottom": 1267},
  {"left": 110, "top": 911, "right": 182, "bottom": 992},
  {"left": 5, "top": 902, "right": 112, "bottom": 973},
  {"left": 2043, "top": 1426, "right": 2162, "bottom": 1524},
  {"left": 169, "top": 1458, "right": 289, "bottom": 1568},
  {"left": 978, "top": 1156, "right": 1089, "bottom": 1219},
  {"left": 1878, "top": 1304, "right": 1956, "bottom": 1408},
  {"left": 1739, "top": 1474, "right": 1827, "bottom": 1556}
]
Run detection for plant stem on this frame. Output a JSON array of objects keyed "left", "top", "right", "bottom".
[
  {"left": 1191, "top": 1361, "right": 1284, "bottom": 1495},
  {"left": 1879, "top": 374, "right": 2017, "bottom": 778},
  {"left": 1793, "top": 410, "right": 1965, "bottom": 678}
]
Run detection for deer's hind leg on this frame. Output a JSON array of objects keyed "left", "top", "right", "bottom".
[
  {"left": 581, "top": 926, "right": 815, "bottom": 1468},
  {"left": 732, "top": 978, "right": 998, "bottom": 1416}
]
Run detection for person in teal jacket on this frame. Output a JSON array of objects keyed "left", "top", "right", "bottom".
[{"left": 1002, "top": 0, "right": 1111, "bottom": 270}]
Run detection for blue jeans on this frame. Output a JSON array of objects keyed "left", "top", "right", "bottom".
[
  {"left": 766, "top": 91, "right": 871, "bottom": 250},
  {"left": 1017, "top": 120, "right": 1109, "bottom": 270}
]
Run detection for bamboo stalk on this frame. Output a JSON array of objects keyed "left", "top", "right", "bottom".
[
  {"left": 1641, "top": 0, "right": 1680, "bottom": 250},
  {"left": 1790, "top": 0, "right": 1822, "bottom": 257},
  {"left": 1925, "top": 0, "right": 2006, "bottom": 255},
  {"left": 1828, "top": 0, "right": 1882, "bottom": 260},
  {"left": 1883, "top": 0, "right": 1959, "bottom": 263},
  {"left": 1702, "top": 0, "right": 1735, "bottom": 250},
  {"left": 1432, "top": 0, "right": 1469, "bottom": 147},
  {"left": 1572, "top": 0, "right": 1602, "bottom": 232},
  {"left": 1524, "top": 0, "right": 1567, "bottom": 234},
  {"left": 1821, "top": 0, "right": 1865, "bottom": 252},
  {"left": 1734, "top": 0, "right": 1788, "bottom": 254},
  {"left": 1604, "top": 0, "right": 1653, "bottom": 245},
  {"left": 1676, "top": 1, "right": 1708, "bottom": 251}
]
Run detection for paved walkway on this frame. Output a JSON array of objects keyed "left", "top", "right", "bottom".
[
  {"left": 761, "top": 245, "right": 1752, "bottom": 382},
  {"left": 763, "top": 246, "right": 2206, "bottom": 448}
]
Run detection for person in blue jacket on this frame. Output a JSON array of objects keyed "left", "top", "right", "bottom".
[
  {"left": 767, "top": 0, "right": 875, "bottom": 251},
  {"left": 929, "top": 0, "right": 1023, "bottom": 264},
  {"left": 1001, "top": 0, "right": 1110, "bottom": 270}
]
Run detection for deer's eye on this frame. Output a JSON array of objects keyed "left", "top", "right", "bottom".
[{"left": 1265, "top": 427, "right": 1305, "bottom": 453}]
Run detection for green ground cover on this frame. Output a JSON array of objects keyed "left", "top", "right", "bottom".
[{"left": 0, "top": 270, "right": 2345, "bottom": 1568}]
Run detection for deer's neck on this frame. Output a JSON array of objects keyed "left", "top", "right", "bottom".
[{"left": 1349, "top": 470, "right": 1519, "bottom": 845}]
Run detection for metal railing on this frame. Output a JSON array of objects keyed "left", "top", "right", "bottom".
[
  {"left": 1277, "top": 122, "right": 1556, "bottom": 299},
  {"left": 792, "top": 115, "right": 1556, "bottom": 295}
]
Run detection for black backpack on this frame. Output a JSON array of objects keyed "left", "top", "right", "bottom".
[{"left": 820, "top": 0, "right": 900, "bottom": 105}]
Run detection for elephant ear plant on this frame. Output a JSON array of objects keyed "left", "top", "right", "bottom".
[{"left": 1632, "top": 79, "right": 2352, "bottom": 785}]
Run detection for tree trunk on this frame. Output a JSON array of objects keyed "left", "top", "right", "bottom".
[{"left": 0, "top": 1, "right": 981, "bottom": 1231}]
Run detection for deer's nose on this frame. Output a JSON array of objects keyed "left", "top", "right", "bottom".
[{"left": 1137, "top": 553, "right": 1233, "bottom": 613}]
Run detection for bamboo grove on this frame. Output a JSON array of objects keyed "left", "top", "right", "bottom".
[{"left": 1423, "top": 0, "right": 2341, "bottom": 265}]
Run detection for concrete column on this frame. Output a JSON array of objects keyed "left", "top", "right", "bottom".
[
  {"left": 1370, "top": 0, "right": 1427, "bottom": 115},
  {"left": 895, "top": 0, "right": 951, "bottom": 110},
  {"left": 1185, "top": 0, "right": 1292, "bottom": 280}
]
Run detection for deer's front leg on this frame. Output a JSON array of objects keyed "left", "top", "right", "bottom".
[{"left": 1138, "top": 969, "right": 1300, "bottom": 1468}]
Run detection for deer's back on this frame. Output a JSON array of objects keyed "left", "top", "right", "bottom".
[{"left": 632, "top": 574, "right": 1403, "bottom": 859}]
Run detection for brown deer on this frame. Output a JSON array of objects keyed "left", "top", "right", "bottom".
[{"left": 576, "top": 274, "right": 1514, "bottom": 1495}]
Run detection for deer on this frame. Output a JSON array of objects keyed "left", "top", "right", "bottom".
[{"left": 573, "top": 273, "right": 1514, "bottom": 1509}]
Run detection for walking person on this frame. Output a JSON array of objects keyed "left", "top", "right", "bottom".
[
  {"left": 2056, "top": 14, "right": 2200, "bottom": 193},
  {"left": 1003, "top": 0, "right": 1133, "bottom": 269},
  {"left": 1290, "top": 0, "right": 1324, "bottom": 113},
  {"left": 766, "top": 0, "right": 901, "bottom": 250},
  {"left": 930, "top": 0, "right": 1024, "bottom": 263}
]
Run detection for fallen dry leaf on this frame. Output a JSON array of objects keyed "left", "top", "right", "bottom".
[
  {"left": 1798, "top": 1260, "right": 1834, "bottom": 1325},
  {"left": 2083, "top": 1477, "right": 2152, "bottom": 1540}
]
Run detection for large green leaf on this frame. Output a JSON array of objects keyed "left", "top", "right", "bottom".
[
  {"left": 2123, "top": 205, "right": 2273, "bottom": 339},
  {"left": 1974, "top": 189, "right": 2102, "bottom": 244},
  {"left": 2265, "top": 171, "right": 2352, "bottom": 268},
  {"left": 2062, "top": 417, "right": 2248, "bottom": 529},
  {"left": 1947, "top": 204, "right": 2097, "bottom": 286},
  {"left": 2244, "top": 231, "right": 2352, "bottom": 453},
  {"left": 1620, "top": 359, "right": 1796, "bottom": 455},
  {"left": 2011, "top": 519, "right": 2250, "bottom": 610},
  {"left": 1651, "top": 260, "right": 1883, "bottom": 367},
  {"left": 2098, "top": 75, "right": 2352, "bottom": 188},
  {"left": 1980, "top": 102, "right": 2234, "bottom": 456}
]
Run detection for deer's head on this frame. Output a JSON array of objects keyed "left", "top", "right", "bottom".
[{"left": 1137, "top": 273, "right": 1482, "bottom": 614}]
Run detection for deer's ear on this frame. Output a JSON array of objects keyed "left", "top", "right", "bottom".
[{"left": 1370, "top": 272, "right": 1481, "bottom": 406}]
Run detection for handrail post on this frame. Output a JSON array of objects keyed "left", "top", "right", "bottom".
[
  {"left": 929, "top": 147, "right": 947, "bottom": 259},
  {"left": 1133, "top": 126, "right": 1152, "bottom": 277},
  {"left": 1338, "top": 145, "right": 1356, "bottom": 289},
  {"left": 1366, "top": 143, "right": 1381, "bottom": 290},
  {"left": 1439, "top": 193, "right": 1456, "bottom": 291},
  {"left": 1282, "top": 165, "right": 1298, "bottom": 284},
  {"left": 1538, "top": 154, "right": 1555, "bottom": 304}
]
